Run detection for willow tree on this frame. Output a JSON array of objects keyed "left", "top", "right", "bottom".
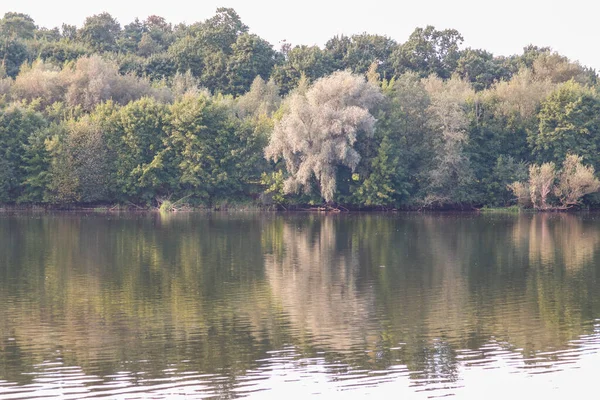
[{"left": 265, "top": 70, "right": 382, "bottom": 203}]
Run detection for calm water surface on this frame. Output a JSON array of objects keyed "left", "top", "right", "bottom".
[{"left": 1, "top": 212, "right": 600, "bottom": 399}]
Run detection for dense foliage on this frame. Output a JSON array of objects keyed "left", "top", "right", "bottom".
[{"left": 1, "top": 9, "right": 599, "bottom": 209}]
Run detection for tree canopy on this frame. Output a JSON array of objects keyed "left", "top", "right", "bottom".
[{"left": 1, "top": 9, "right": 600, "bottom": 209}]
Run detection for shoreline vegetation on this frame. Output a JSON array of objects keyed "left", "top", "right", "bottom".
[
  {"left": 2, "top": 10, "right": 600, "bottom": 212},
  {"left": 0, "top": 203, "right": 585, "bottom": 213}
]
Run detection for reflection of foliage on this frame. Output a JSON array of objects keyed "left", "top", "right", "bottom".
[{"left": 1, "top": 213, "right": 600, "bottom": 392}]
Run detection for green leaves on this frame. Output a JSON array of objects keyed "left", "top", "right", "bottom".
[
  {"left": 533, "top": 81, "right": 600, "bottom": 169},
  {"left": 0, "top": 105, "right": 47, "bottom": 203}
]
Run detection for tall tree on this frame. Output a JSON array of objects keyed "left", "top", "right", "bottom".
[
  {"left": 271, "top": 45, "right": 334, "bottom": 94},
  {"left": 265, "top": 70, "right": 382, "bottom": 203},
  {"left": 78, "top": 12, "right": 121, "bottom": 52},
  {"left": 455, "top": 48, "right": 510, "bottom": 91},
  {"left": 392, "top": 26, "right": 463, "bottom": 79},
  {"left": 108, "top": 98, "right": 170, "bottom": 202},
  {"left": 531, "top": 81, "right": 600, "bottom": 169},
  {"left": 421, "top": 76, "right": 476, "bottom": 206},
  {"left": 0, "top": 104, "right": 47, "bottom": 202},
  {"left": 0, "top": 13, "right": 34, "bottom": 77},
  {"left": 226, "top": 33, "right": 276, "bottom": 95}
]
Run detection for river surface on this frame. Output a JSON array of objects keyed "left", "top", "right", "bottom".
[{"left": 1, "top": 212, "right": 600, "bottom": 399}]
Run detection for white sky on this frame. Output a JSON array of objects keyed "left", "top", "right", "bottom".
[{"left": 2, "top": 0, "right": 599, "bottom": 71}]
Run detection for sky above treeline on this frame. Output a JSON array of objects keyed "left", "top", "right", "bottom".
[{"left": 3, "top": 0, "right": 598, "bottom": 71}]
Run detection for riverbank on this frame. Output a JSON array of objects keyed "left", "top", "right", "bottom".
[{"left": 0, "top": 203, "right": 593, "bottom": 213}]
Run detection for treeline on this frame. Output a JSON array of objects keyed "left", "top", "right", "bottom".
[{"left": 1, "top": 9, "right": 600, "bottom": 209}]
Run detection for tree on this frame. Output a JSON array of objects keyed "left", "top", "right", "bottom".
[
  {"left": 529, "top": 162, "right": 556, "bottom": 210},
  {"left": 0, "top": 13, "right": 37, "bottom": 77},
  {"left": 271, "top": 45, "right": 334, "bottom": 94},
  {"left": 324, "top": 35, "right": 351, "bottom": 70},
  {"left": 532, "top": 51, "right": 595, "bottom": 85},
  {"left": 421, "top": 76, "right": 476, "bottom": 206},
  {"left": 12, "top": 60, "right": 64, "bottom": 107},
  {"left": 78, "top": 12, "right": 121, "bottom": 52},
  {"left": 354, "top": 73, "right": 430, "bottom": 207},
  {"left": 168, "top": 34, "right": 205, "bottom": 79},
  {"left": 61, "top": 24, "right": 77, "bottom": 40},
  {"left": 226, "top": 33, "right": 276, "bottom": 95},
  {"left": 197, "top": 7, "right": 248, "bottom": 53},
  {"left": 143, "top": 15, "right": 173, "bottom": 49},
  {"left": 265, "top": 70, "right": 382, "bottom": 203},
  {"left": 36, "top": 39, "right": 91, "bottom": 65},
  {"left": 493, "top": 67, "right": 555, "bottom": 119},
  {"left": 531, "top": 81, "right": 600, "bottom": 169},
  {"left": 354, "top": 133, "right": 408, "bottom": 207},
  {"left": 167, "top": 8, "right": 251, "bottom": 94},
  {"left": 325, "top": 33, "right": 396, "bottom": 77},
  {"left": 455, "top": 48, "right": 510, "bottom": 91},
  {"left": 142, "top": 52, "right": 177, "bottom": 81},
  {"left": 60, "top": 55, "right": 162, "bottom": 111},
  {"left": 236, "top": 76, "right": 281, "bottom": 119},
  {"left": 137, "top": 33, "right": 162, "bottom": 56},
  {"left": 509, "top": 154, "right": 600, "bottom": 209},
  {"left": 0, "top": 12, "right": 36, "bottom": 40},
  {"left": 392, "top": 26, "right": 463, "bottom": 79},
  {"left": 165, "top": 93, "right": 265, "bottom": 204},
  {"left": 0, "top": 105, "right": 48, "bottom": 202},
  {"left": 118, "top": 18, "right": 145, "bottom": 53},
  {"left": 18, "top": 127, "right": 52, "bottom": 203},
  {"left": 554, "top": 154, "right": 600, "bottom": 208},
  {"left": 108, "top": 98, "right": 170, "bottom": 202}
]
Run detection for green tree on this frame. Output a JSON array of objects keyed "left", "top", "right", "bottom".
[
  {"left": 421, "top": 76, "right": 476, "bottom": 207},
  {"left": 109, "top": 97, "right": 169, "bottom": 202},
  {"left": 46, "top": 114, "right": 113, "bottom": 203},
  {"left": 325, "top": 33, "right": 396, "bottom": 77},
  {"left": 0, "top": 12, "right": 36, "bottom": 39},
  {"left": 0, "top": 104, "right": 47, "bottom": 202},
  {"left": 455, "top": 48, "right": 510, "bottom": 91},
  {"left": 271, "top": 45, "right": 334, "bottom": 94},
  {"left": 78, "top": 12, "right": 121, "bottom": 52},
  {"left": 165, "top": 93, "right": 265, "bottom": 204},
  {"left": 226, "top": 33, "right": 276, "bottom": 95},
  {"left": 353, "top": 73, "right": 430, "bottom": 207},
  {"left": 355, "top": 133, "right": 408, "bottom": 207},
  {"left": 18, "top": 126, "right": 52, "bottom": 203},
  {"left": 36, "top": 39, "right": 91, "bottom": 65},
  {"left": 0, "top": 11, "right": 36, "bottom": 74},
  {"left": 196, "top": 7, "right": 248, "bottom": 53},
  {"left": 118, "top": 18, "right": 145, "bottom": 53},
  {"left": 392, "top": 26, "right": 463, "bottom": 79},
  {"left": 531, "top": 81, "right": 600, "bottom": 169}
]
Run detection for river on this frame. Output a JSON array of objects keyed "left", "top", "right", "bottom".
[{"left": 1, "top": 212, "right": 599, "bottom": 398}]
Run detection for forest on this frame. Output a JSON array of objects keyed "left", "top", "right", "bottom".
[{"left": 1, "top": 8, "right": 600, "bottom": 210}]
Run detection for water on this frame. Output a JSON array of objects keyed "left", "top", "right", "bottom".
[{"left": 1, "top": 212, "right": 600, "bottom": 399}]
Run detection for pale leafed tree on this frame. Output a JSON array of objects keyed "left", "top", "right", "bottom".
[
  {"left": 492, "top": 68, "right": 555, "bottom": 118},
  {"left": 532, "top": 52, "right": 595, "bottom": 85},
  {"left": 170, "top": 70, "right": 207, "bottom": 99},
  {"left": 12, "top": 60, "right": 64, "bottom": 107},
  {"left": 236, "top": 76, "right": 281, "bottom": 119},
  {"left": 421, "top": 75, "right": 475, "bottom": 206},
  {"left": 60, "top": 55, "right": 164, "bottom": 111},
  {"left": 554, "top": 154, "right": 600, "bottom": 208},
  {"left": 510, "top": 155, "right": 600, "bottom": 209},
  {"left": 0, "top": 76, "right": 11, "bottom": 98},
  {"left": 529, "top": 162, "right": 556, "bottom": 210},
  {"left": 507, "top": 181, "right": 532, "bottom": 207},
  {"left": 265, "top": 70, "right": 382, "bottom": 203}
]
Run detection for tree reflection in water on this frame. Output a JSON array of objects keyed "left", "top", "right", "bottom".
[{"left": 1, "top": 212, "right": 600, "bottom": 395}]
